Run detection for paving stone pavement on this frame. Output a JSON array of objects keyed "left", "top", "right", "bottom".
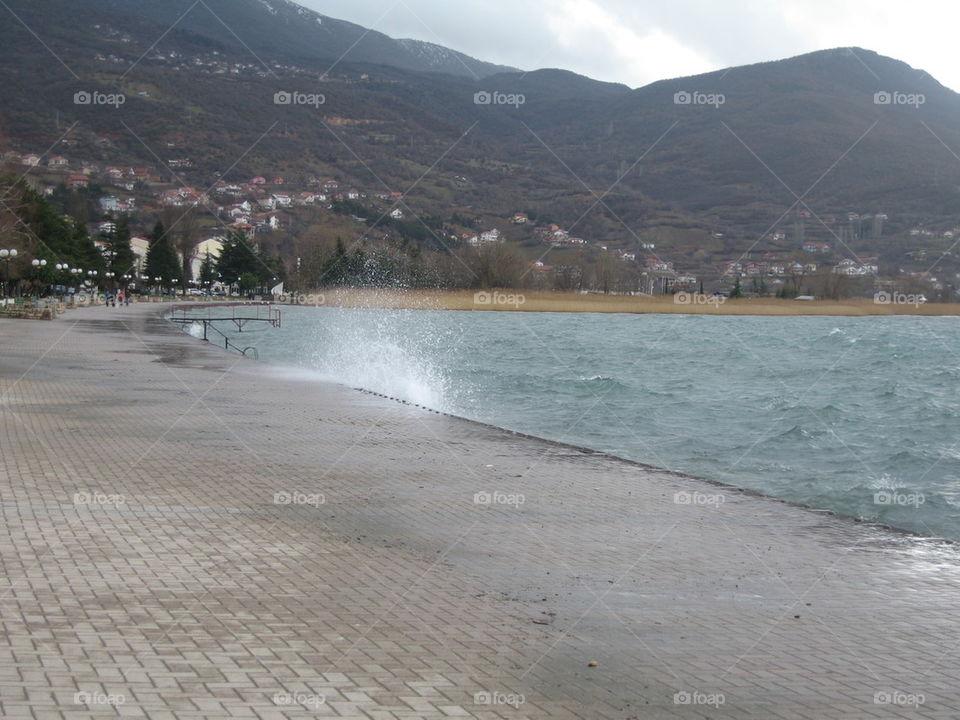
[{"left": 1, "top": 302, "right": 959, "bottom": 719}]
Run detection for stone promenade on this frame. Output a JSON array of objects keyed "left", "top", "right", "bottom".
[{"left": 1, "top": 302, "right": 959, "bottom": 719}]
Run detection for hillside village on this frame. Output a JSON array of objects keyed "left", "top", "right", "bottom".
[{"left": 2, "top": 146, "right": 955, "bottom": 298}]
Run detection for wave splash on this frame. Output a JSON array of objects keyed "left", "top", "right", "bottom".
[{"left": 301, "top": 308, "right": 452, "bottom": 410}]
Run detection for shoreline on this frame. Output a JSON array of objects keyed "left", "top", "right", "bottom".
[
  {"left": 4, "top": 302, "right": 960, "bottom": 718},
  {"left": 289, "top": 288, "right": 960, "bottom": 316},
  {"left": 169, "top": 302, "right": 954, "bottom": 546}
]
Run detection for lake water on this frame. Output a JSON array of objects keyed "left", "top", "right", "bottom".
[{"left": 182, "top": 306, "right": 960, "bottom": 540}]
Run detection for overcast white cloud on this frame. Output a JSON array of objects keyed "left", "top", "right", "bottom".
[{"left": 297, "top": 0, "right": 959, "bottom": 91}]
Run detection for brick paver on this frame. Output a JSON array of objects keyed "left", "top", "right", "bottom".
[{"left": 1, "top": 303, "right": 959, "bottom": 718}]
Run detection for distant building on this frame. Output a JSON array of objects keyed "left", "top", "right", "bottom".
[
  {"left": 645, "top": 257, "right": 674, "bottom": 272},
  {"left": 296, "top": 192, "right": 321, "bottom": 205},
  {"left": 130, "top": 235, "right": 150, "bottom": 274},
  {"left": 99, "top": 196, "right": 122, "bottom": 212},
  {"left": 833, "top": 258, "right": 878, "bottom": 276}
]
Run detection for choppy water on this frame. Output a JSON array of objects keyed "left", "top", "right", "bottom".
[{"left": 180, "top": 306, "right": 960, "bottom": 540}]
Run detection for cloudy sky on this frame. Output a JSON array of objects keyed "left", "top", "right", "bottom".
[{"left": 298, "top": 0, "right": 958, "bottom": 91}]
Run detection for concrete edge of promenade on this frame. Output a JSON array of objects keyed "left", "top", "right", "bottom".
[{"left": 158, "top": 298, "right": 958, "bottom": 548}]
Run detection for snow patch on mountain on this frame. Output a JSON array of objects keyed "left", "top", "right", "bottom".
[
  {"left": 255, "top": 0, "right": 278, "bottom": 16},
  {"left": 397, "top": 38, "right": 463, "bottom": 68},
  {"left": 396, "top": 38, "right": 518, "bottom": 76}
]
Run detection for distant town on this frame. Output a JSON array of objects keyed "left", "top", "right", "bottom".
[{"left": 2, "top": 146, "right": 954, "bottom": 300}]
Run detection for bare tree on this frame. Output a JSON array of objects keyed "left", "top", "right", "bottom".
[
  {"left": 593, "top": 251, "right": 618, "bottom": 294},
  {"left": 461, "top": 242, "right": 526, "bottom": 288}
]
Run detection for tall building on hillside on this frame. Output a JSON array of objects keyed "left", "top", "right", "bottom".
[
  {"left": 848, "top": 212, "right": 861, "bottom": 240},
  {"left": 873, "top": 213, "right": 887, "bottom": 239}
]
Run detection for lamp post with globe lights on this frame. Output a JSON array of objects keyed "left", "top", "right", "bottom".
[
  {"left": 103, "top": 271, "right": 115, "bottom": 304},
  {"left": 0, "top": 248, "right": 18, "bottom": 301},
  {"left": 55, "top": 263, "right": 69, "bottom": 290},
  {"left": 31, "top": 258, "right": 47, "bottom": 297}
]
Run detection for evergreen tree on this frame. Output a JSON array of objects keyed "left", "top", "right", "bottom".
[
  {"left": 321, "top": 237, "right": 348, "bottom": 285},
  {"left": 108, "top": 218, "right": 136, "bottom": 277},
  {"left": 729, "top": 276, "right": 743, "bottom": 298},
  {"left": 71, "top": 221, "right": 103, "bottom": 272},
  {"left": 216, "top": 231, "right": 263, "bottom": 284},
  {"left": 264, "top": 251, "right": 287, "bottom": 285},
  {"left": 198, "top": 251, "right": 216, "bottom": 286},
  {"left": 238, "top": 272, "right": 259, "bottom": 294},
  {"left": 144, "top": 220, "right": 181, "bottom": 285}
]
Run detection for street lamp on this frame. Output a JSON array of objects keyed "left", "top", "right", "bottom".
[
  {"left": 0, "top": 248, "right": 18, "bottom": 300},
  {"left": 31, "top": 258, "right": 47, "bottom": 297},
  {"left": 53, "top": 263, "right": 69, "bottom": 298}
]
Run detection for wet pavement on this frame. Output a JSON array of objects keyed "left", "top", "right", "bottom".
[{"left": 1, "top": 301, "right": 959, "bottom": 719}]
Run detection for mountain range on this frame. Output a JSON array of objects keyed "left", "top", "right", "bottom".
[{"left": 1, "top": 0, "right": 958, "bottom": 282}]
